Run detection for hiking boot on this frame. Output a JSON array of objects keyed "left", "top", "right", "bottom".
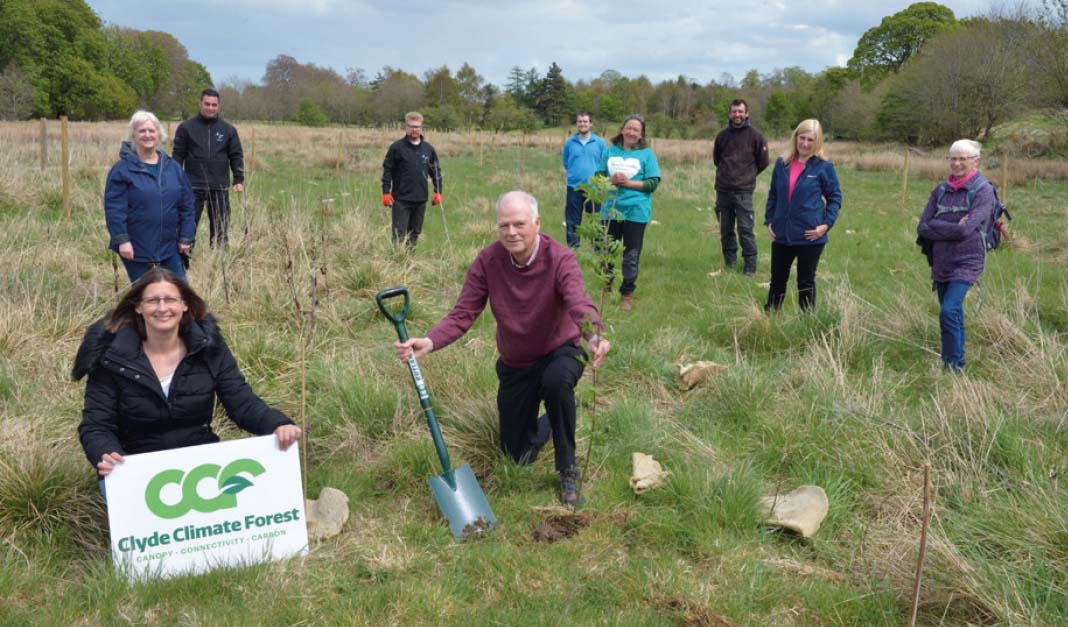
[
  {"left": 560, "top": 466, "right": 585, "bottom": 508},
  {"left": 724, "top": 255, "right": 736, "bottom": 269},
  {"left": 620, "top": 293, "right": 634, "bottom": 311},
  {"left": 743, "top": 258, "right": 757, "bottom": 277}
]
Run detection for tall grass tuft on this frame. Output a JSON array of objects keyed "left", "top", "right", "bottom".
[{"left": 0, "top": 442, "right": 106, "bottom": 551}]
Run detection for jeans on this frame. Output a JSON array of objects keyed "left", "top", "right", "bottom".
[
  {"left": 936, "top": 281, "right": 971, "bottom": 370},
  {"left": 391, "top": 199, "right": 427, "bottom": 246},
  {"left": 565, "top": 187, "right": 600, "bottom": 248},
  {"left": 121, "top": 254, "right": 187, "bottom": 283},
  {"left": 496, "top": 344, "right": 587, "bottom": 472},
  {"left": 766, "top": 242, "right": 825, "bottom": 311},
  {"left": 715, "top": 191, "right": 757, "bottom": 268},
  {"left": 193, "top": 189, "right": 232, "bottom": 248},
  {"left": 604, "top": 220, "right": 647, "bottom": 295}
]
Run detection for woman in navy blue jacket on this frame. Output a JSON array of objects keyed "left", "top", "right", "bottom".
[
  {"left": 104, "top": 110, "right": 196, "bottom": 283},
  {"left": 763, "top": 119, "right": 842, "bottom": 311}
]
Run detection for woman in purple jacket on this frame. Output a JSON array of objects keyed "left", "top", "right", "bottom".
[{"left": 917, "top": 139, "right": 996, "bottom": 371}]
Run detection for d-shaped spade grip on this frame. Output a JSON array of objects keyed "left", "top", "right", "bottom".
[
  {"left": 375, "top": 286, "right": 455, "bottom": 486},
  {"left": 375, "top": 286, "right": 410, "bottom": 335}
]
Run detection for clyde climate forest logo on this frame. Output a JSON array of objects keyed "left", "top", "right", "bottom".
[{"left": 146, "top": 458, "right": 266, "bottom": 519}]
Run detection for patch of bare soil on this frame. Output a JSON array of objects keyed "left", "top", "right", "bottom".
[
  {"left": 461, "top": 516, "right": 493, "bottom": 540},
  {"left": 532, "top": 513, "right": 589, "bottom": 543}
]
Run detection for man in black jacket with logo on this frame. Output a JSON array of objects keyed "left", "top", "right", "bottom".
[
  {"left": 172, "top": 88, "right": 244, "bottom": 250},
  {"left": 713, "top": 99, "right": 769, "bottom": 276},
  {"left": 381, "top": 111, "right": 442, "bottom": 247}
]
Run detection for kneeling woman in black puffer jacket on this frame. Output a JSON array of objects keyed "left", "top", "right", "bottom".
[{"left": 73, "top": 268, "right": 301, "bottom": 478}]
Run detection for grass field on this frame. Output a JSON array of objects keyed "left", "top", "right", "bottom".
[{"left": 1, "top": 120, "right": 1066, "bottom": 625}]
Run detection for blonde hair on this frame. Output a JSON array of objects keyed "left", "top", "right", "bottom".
[
  {"left": 784, "top": 119, "right": 825, "bottom": 164},
  {"left": 124, "top": 110, "right": 166, "bottom": 144},
  {"left": 405, "top": 111, "right": 424, "bottom": 124}
]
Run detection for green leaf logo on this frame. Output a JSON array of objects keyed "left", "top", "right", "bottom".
[{"left": 220, "top": 475, "right": 254, "bottom": 494}]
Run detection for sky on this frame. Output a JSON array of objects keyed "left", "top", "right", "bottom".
[{"left": 86, "top": 0, "right": 998, "bottom": 88}]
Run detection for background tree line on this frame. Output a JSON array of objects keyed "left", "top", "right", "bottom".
[
  {"left": 0, "top": 0, "right": 212, "bottom": 120},
  {"left": 3, "top": 1, "right": 1068, "bottom": 152}
]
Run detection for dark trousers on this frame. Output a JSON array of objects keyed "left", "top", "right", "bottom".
[
  {"left": 565, "top": 187, "right": 600, "bottom": 248},
  {"left": 496, "top": 343, "right": 586, "bottom": 472},
  {"left": 766, "top": 242, "right": 825, "bottom": 311},
  {"left": 604, "top": 220, "right": 647, "bottom": 295},
  {"left": 391, "top": 199, "right": 427, "bottom": 246},
  {"left": 193, "top": 189, "right": 231, "bottom": 248},
  {"left": 936, "top": 281, "right": 971, "bottom": 370},
  {"left": 121, "top": 254, "right": 186, "bottom": 284},
  {"left": 715, "top": 190, "right": 757, "bottom": 268}
]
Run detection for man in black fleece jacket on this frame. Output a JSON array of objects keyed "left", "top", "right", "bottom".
[
  {"left": 172, "top": 88, "right": 244, "bottom": 250},
  {"left": 381, "top": 111, "right": 442, "bottom": 247},
  {"left": 713, "top": 99, "right": 769, "bottom": 276}
]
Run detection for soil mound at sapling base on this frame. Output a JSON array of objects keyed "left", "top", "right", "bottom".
[{"left": 533, "top": 513, "right": 589, "bottom": 543}]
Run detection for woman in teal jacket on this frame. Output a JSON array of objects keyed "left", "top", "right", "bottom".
[
  {"left": 596, "top": 114, "right": 661, "bottom": 311},
  {"left": 763, "top": 119, "right": 841, "bottom": 311},
  {"left": 104, "top": 110, "right": 196, "bottom": 283}
]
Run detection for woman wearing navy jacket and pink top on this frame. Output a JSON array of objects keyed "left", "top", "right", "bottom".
[{"left": 763, "top": 119, "right": 842, "bottom": 312}]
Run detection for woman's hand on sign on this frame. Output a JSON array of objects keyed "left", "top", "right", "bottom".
[
  {"left": 97, "top": 451, "right": 126, "bottom": 476},
  {"left": 274, "top": 424, "right": 303, "bottom": 451}
]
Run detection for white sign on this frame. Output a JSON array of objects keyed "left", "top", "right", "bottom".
[{"left": 104, "top": 435, "right": 308, "bottom": 580}]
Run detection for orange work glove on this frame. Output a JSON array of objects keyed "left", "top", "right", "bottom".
[
  {"left": 432, "top": 193, "right": 442, "bottom": 206},
  {"left": 382, "top": 193, "right": 394, "bottom": 207}
]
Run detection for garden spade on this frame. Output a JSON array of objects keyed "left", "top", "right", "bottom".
[{"left": 375, "top": 286, "right": 496, "bottom": 540}]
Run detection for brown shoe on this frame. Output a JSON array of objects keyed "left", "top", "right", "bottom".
[{"left": 620, "top": 293, "right": 633, "bottom": 311}]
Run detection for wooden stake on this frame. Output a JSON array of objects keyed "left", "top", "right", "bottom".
[
  {"left": 478, "top": 129, "right": 484, "bottom": 168},
  {"left": 899, "top": 148, "right": 912, "bottom": 213},
  {"left": 39, "top": 118, "right": 47, "bottom": 170},
  {"left": 1000, "top": 152, "right": 1009, "bottom": 205},
  {"left": 909, "top": 463, "right": 933, "bottom": 627},
  {"left": 61, "top": 116, "right": 71, "bottom": 221},
  {"left": 249, "top": 127, "right": 257, "bottom": 177}
]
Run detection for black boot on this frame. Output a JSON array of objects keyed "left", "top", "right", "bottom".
[
  {"left": 743, "top": 258, "right": 756, "bottom": 277},
  {"left": 560, "top": 466, "right": 585, "bottom": 508}
]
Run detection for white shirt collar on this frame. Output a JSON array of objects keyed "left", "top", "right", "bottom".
[{"left": 510, "top": 234, "right": 541, "bottom": 269}]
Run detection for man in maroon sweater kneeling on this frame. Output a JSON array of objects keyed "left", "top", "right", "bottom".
[{"left": 395, "top": 190, "right": 610, "bottom": 507}]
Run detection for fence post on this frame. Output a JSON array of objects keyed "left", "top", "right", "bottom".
[
  {"left": 61, "top": 115, "right": 71, "bottom": 221},
  {"left": 899, "top": 148, "right": 912, "bottom": 213},
  {"left": 336, "top": 130, "right": 343, "bottom": 174},
  {"left": 39, "top": 117, "right": 47, "bottom": 170},
  {"left": 490, "top": 133, "right": 498, "bottom": 178}
]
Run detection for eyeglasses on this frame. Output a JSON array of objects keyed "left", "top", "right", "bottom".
[
  {"left": 141, "top": 296, "right": 182, "bottom": 307},
  {"left": 947, "top": 156, "right": 977, "bottom": 163}
]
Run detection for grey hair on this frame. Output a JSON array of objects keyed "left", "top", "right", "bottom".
[
  {"left": 124, "top": 110, "right": 166, "bottom": 144},
  {"left": 495, "top": 190, "right": 539, "bottom": 220},
  {"left": 948, "top": 139, "right": 981, "bottom": 158}
]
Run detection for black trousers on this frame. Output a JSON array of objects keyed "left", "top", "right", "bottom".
[
  {"left": 391, "top": 199, "right": 427, "bottom": 246},
  {"left": 766, "top": 242, "right": 825, "bottom": 311},
  {"left": 604, "top": 220, "right": 647, "bottom": 295},
  {"left": 495, "top": 343, "right": 586, "bottom": 472},
  {"left": 193, "top": 189, "right": 231, "bottom": 248}
]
